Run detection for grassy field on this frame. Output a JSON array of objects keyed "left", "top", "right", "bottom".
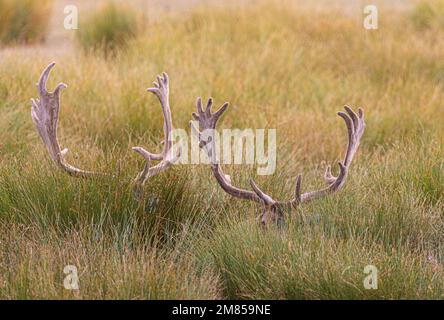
[{"left": 0, "top": 0, "right": 443, "bottom": 299}]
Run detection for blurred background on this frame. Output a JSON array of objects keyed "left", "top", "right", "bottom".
[{"left": 0, "top": 0, "right": 416, "bottom": 56}]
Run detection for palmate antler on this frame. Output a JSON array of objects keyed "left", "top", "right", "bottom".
[
  {"left": 190, "top": 98, "right": 365, "bottom": 226},
  {"left": 31, "top": 62, "right": 97, "bottom": 177},
  {"left": 132, "top": 72, "right": 181, "bottom": 193}
]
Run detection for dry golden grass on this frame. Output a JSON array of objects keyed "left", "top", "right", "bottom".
[
  {"left": 0, "top": 0, "right": 53, "bottom": 45},
  {"left": 0, "top": 0, "right": 443, "bottom": 299}
]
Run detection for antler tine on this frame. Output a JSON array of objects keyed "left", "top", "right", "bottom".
[
  {"left": 190, "top": 98, "right": 261, "bottom": 203},
  {"left": 293, "top": 174, "right": 302, "bottom": 205},
  {"left": 249, "top": 179, "right": 275, "bottom": 205},
  {"left": 31, "top": 62, "right": 99, "bottom": 177},
  {"left": 37, "top": 61, "right": 54, "bottom": 94},
  {"left": 132, "top": 72, "right": 181, "bottom": 190},
  {"left": 342, "top": 106, "right": 365, "bottom": 167}
]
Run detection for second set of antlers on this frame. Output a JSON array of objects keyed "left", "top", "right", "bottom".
[
  {"left": 31, "top": 63, "right": 180, "bottom": 193},
  {"left": 31, "top": 63, "right": 365, "bottom": 226}
]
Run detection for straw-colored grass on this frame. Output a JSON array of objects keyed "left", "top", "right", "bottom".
[
  {"left": 0, "top": 0, "right": 53, "bottom": 45},
  {"left": 0, "top": 0, "right": 443, "bottom": 299},
  {"left": 76, "top": 1, "right": 141, "bottom": 56}
]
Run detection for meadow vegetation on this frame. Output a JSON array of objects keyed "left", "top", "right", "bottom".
[
  {"left": 76, "top": 1, "right": 141, "bottom": 56},
  {"left": 410, "top": 0, "right": 444, "bottom": 30},
  {"left": 0, "top": 0, "right": 443, "bottom": 298},
  {"left": 0, "top": 0, "right": 53, "bottom": 45}
]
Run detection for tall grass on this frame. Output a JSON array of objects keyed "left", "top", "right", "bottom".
[
  {"left": 410, "top": 0, "right": 444, "bottom": 30},
  {"left": 0, "top": 0, "right": 53, "bottom": 45},
  {"left": 0, "top": 1, "right": 443, "bottom": 298},
  {"left": 77, "top": 1, "right": 141, "bottom": 56},
  {"left": 0, "top": 223, "right": 220, "bottom": 299}
]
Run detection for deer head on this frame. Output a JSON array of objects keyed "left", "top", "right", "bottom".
[{"left": 190, "top": 98, "right": 365, "bottom": 226}]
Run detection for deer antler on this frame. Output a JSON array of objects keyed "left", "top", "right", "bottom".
[
  {"left": 31, "top": 62, "right": 98, "bottom": 177},
  {"left": 190, "top": 98, "right": 365, "bottom": 226},
  {"left": 190, "top": 98, "right": 262, "bottom": 203},
  {"left": 293, "top": 106, "right": 365, "bottom": 203},
  {"left": 132, "top": 72, "right": 181, "bottom": 193}
]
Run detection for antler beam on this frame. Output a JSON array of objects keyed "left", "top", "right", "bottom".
[
  {"left": 132, "top": 73, "right": 181, "bottom": 193},
  {"left": 294, "top": 106, "right": 365, "bottom": 204}
]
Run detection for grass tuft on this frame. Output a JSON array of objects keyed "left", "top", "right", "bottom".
[
  {"left": 0, "top": 0, "right": 53, "bottom": 45},
  {"left": 76, "top": 1, "right": 141, "bottom": 56},
  {"left": 410, "top": 0, "right": 444, "bottom": 30}
]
